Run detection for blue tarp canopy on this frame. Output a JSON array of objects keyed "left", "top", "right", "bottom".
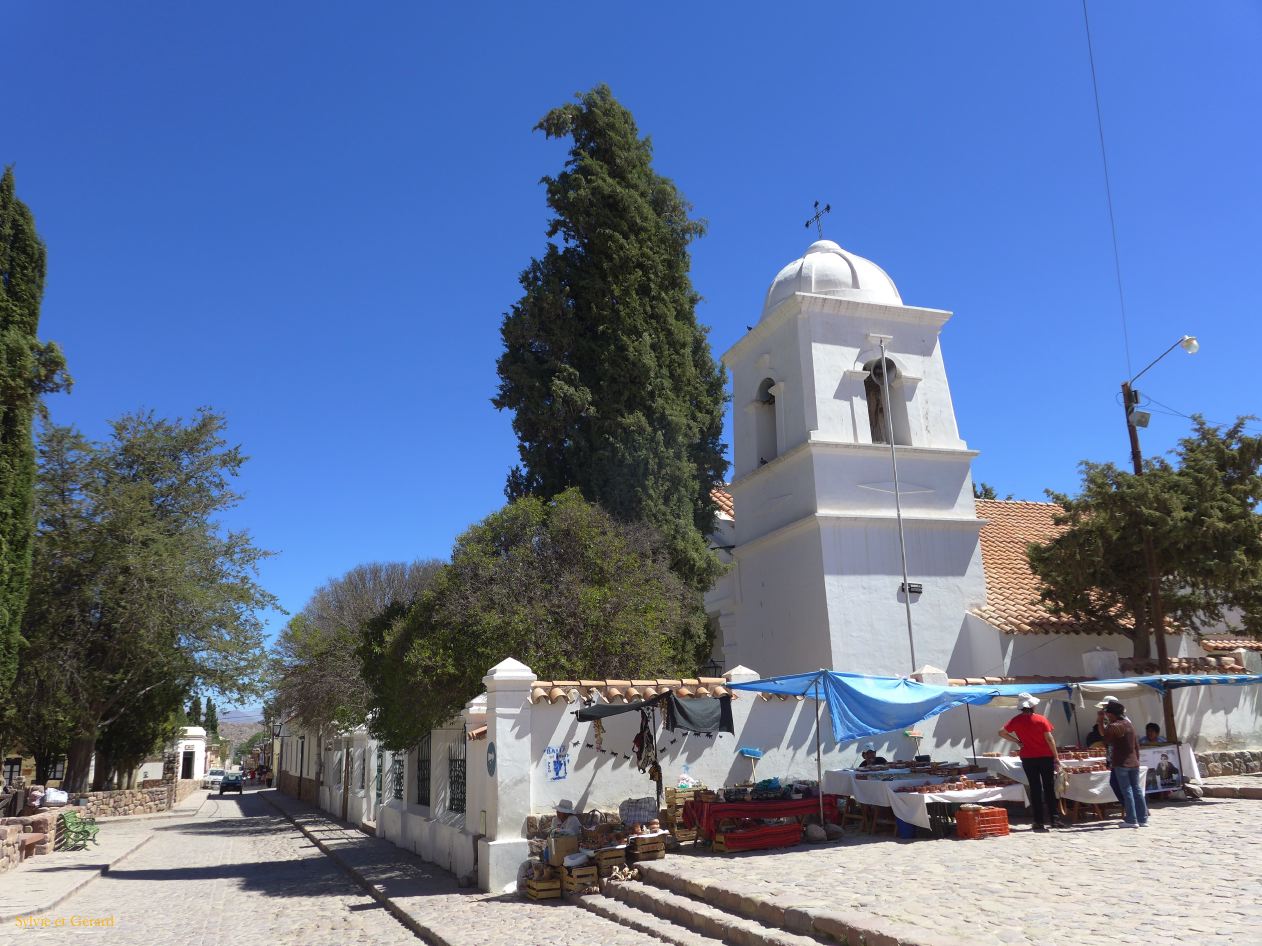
[
  {"left": 727, "top": 670, "right": 1071, "bottom": 744},
  {"left": 1082, "top": 673, "right": 1262, "bottom": 693}
]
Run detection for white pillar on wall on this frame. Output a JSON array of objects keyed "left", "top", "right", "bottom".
[{"left": 477, "top": 657, "right": 536, "bottom": 893}]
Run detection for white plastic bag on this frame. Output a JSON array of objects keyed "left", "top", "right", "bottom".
[{"left": 43, "top": 788, "right": 68, "bottom": 806}]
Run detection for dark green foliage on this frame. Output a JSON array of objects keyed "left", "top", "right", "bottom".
[
  {"left": 203, "top": 698, "right": 218, "bottom": 735},
  {"left": 21, "top": 409, "right": 275, "bottom": 790},
  {"left": 494, "top": 85, "right": 728, "bottom": 592},
  {"left": 1030, "top": 417, "right": 1262, "bottom": 657},
  {"left": 363, "top": 489, "right": 710, "bottom": 748},
  {"left": 187, "top": 696, "right": 203, "bottom": 726},
  {"left": 973, "top": 482, "right": 1013, "bottom": 501},
  {"left": 0, "top": 167, "right": 69, "bottom": 691}
]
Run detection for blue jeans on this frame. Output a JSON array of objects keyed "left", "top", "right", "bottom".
[{"left": 1111, "top": 766, "right": 1148, "bottom": 824}]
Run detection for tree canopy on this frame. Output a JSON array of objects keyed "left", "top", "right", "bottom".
[
  {"left": 1030, "top": 417, "right": 1262, "bottom": 657},
  {"left": 493, "top": 85, "right": 728, "bottom": 592},
  {"left": 273, "top": 560, "right": 443, "bottom": 737},
  {"left": 19, "top": 409, "right": 275, "bottom": 790},
  {"left": 362, "top": 489, "right": 710, "bottom": 748},
  {"left": 0, "top": 167, "right": 69, "bottom": 691}
]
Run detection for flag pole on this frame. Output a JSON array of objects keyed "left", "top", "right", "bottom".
[{"left": 814, "top": 675, "right": 825, "bottom": 826}]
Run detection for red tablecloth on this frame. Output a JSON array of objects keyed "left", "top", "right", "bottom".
[{"left": 683, "top": 796, "right": 840, "bottom": 840}]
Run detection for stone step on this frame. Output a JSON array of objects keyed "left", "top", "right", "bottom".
[
  {"left": 579, "top": 892, "right": 726, "bottom": 946},
  {"left": 600, "top": 878, "right": 826, "bottom": 946},
  {"left": 635, "top": 861, "right": 965, "bottom": 946}
]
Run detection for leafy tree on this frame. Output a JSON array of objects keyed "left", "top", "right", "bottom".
[
  {"left": 363, "top": 489, "right": 709, "bottom": 748},
  {"left": 93, "top": 678, "right": 188, "bottom": 789},
  {"left": 493, "top": 85, "right": 728, "bottom": 592},
  {"left": 0, "top": 644, "right": 75, "bottom": 784},
  {"left": 1030, "top": 417, "right": 1262, "bottom": 659},
  {"left": 273, "top": 560, "right": 442, "bottom": 738},
  {"left": 203, "top": 698, "right": 218, "bottom": 735},
  {"left": 973, "top": 482, "right": 1013, "bottom": 501},
  {"left": 187, "top": 696, "right": 203, "bottom": 727},
  {"left": 22, "top": 410, "right": 275, "bottom": 791},
  {"left": 0, "top": 167, "right": 70, "bottom": 691}
]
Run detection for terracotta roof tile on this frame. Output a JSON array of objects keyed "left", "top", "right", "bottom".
[
  {"left": 530, "top": 678, "right": 738, "bottom": 703},
  {"left": 1200, "top": 638, "right": 1262, "bottom": 652},
  {"left": 711, "top": 486, "right": 734, "bottom": 519},
  {"left": 971, "top": 499, "right": 1140, "bottom": 637}
]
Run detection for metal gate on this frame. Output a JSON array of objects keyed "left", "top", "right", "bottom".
[{"left": 448, "top": 734, "right": 466, "bottom": 814}]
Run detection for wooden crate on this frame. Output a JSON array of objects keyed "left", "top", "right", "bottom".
[
  {"left": 525, "top": 878, "right": 562, "bottom": 901},
  {"left": 562, "top": 865, "right": 599, "bottom": 892},
  {"left": 627, "top": 838, "right": 666, "bottom": 862},
  {"left": 671, "top": 826, "right": 697, "bottom": 843},
  {"left": 594, "top": 848, "right": 626, "bottom": 877}
]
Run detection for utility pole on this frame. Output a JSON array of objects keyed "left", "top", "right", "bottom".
[{"left": 1121, "top": 380, "right": 1178, "bottom": 743}]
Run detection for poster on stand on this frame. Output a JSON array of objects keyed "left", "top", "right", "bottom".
[{"left": 1139, "top": 746, "right": 1182, "bottom": 792}]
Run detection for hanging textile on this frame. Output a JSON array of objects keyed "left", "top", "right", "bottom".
[
  {"left": 632, "top": 707, "right": 658, "bottom": 773},
  {"left": 663, "top": 693, "right": 734, "bottom": 734}
]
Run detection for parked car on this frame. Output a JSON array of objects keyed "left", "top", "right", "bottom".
[
  {"left": 219, "top": 772, "right": 243, "bottom": 795},
  {"left": 203, "top": 768, "right": 225, "bottom": 789}
]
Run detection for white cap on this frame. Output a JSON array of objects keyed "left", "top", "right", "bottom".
[
  {"left": 862, "top": 742, "right": 876, "bottom": 752},
  {"left": 1094, "top": 696, "right": 1122, "bottom": 711},
  {"left": 1019, "top": 698, "right": 1038, "bottom": 710},
  {"left": 555, "top": 799, "right": 577, "bottom": 814}
]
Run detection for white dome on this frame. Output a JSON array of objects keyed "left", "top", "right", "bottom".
[{"left": 762, "top": 240, "right": 902, "bottom": 319}]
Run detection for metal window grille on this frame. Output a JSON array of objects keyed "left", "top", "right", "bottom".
[
  {"left": 391, "top": 751, "right": 404, "bottom": 800},
  {"left": 416, "top": 733, "right": 432, "bottom": 806},
  {"left": 448, "top": 735, "right": 466, "bottom": 814},
  {"left": 375, "top": 747, "right": 383, "bottom": 802},
  {"left": 3, "top": 758, "right": 20, "bottom": 783},
  {"left": 48, "top": 757, "right": 66, "bottom": 780},
  {"left": 358, "top": 749, "right": 366, "bottom": 791}
]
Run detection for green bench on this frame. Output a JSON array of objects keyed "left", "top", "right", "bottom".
[{"left": 58, "top": 809, "right": 100, "bottom": 850}]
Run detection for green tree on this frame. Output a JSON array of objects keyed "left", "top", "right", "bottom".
[
  {"left": 972, "top": 482, "right": 1013, "bottom": 501},
  {"left": 203, "top": 698, "right": 218, "bottom": 735},
  {"left": 363, "top": 489, "right": 709, "bottom": 748},
  {"left": 272, "top": 560, "right": 442, "bottom": 749},
  {"left": 493, "top": 85, "right": 728, "bottom": 592},
  {"left": 1030, "top": 417, "right": 1262, "bottom": 658},
  {"left": 187, "top": 696, "right": 203, "bottom": 726},
  {"left": 0, "top": 167, "right": 70, "bottom": 691},
  {"left": 22, "top": 410, "right": 275, "bottom": 791},
  {"left": 93, "top": 677, "right": 188, "bottom": 789}
]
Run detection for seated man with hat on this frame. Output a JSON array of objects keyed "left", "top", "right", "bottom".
[
  {"left": 857, "top": 743, "right": 888, "bottom": 768},
  {"left": 551, "top": 799, "right": 583, "bottom": 836}
]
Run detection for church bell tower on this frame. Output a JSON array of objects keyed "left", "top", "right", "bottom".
[{"left": 714, "top": 239, "right": 987, "bottom": 678}]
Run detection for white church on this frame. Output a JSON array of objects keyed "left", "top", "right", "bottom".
[{"left": 704, "top": 238, "right": 1259, "bottom": 686}]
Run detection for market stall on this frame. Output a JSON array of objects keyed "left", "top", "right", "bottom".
[{"left": 682, "top": 794, "right": 840, "bottom": 843}]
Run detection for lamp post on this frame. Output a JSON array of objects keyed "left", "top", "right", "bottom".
[{"left": 1121, "top": 334, "right": 1198, "bottom": 742}]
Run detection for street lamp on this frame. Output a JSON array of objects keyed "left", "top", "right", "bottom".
[{"left": 1120, "top": 334, "right": 1197, "bottom": 742}]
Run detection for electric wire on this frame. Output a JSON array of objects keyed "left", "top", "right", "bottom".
[{"left": 1082, "top": 0, "right": 1133, "bottom": 378}]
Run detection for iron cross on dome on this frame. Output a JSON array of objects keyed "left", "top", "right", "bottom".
[{"left": 804, "top": 200, "right": 831, "bottom": 238}]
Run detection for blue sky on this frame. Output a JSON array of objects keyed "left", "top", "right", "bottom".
[{"left": 6, "top": 2, "right": 1259, "bottom": 712}]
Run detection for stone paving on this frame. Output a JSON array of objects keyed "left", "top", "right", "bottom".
[
  {"left": 7, "top": 787, "right": 665, "bottom": 946},
  {"left": 649, "top": 797, "right": 1262, "bottom": 946},
  {"left": 265, "top": 789, "right": 666, "bottom": 946}
]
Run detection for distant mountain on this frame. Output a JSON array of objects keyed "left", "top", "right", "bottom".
[{"left": 218, "top": 719, "right": 265, "bottom": 748}]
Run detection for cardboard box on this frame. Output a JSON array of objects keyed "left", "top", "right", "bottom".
[{"left": 547, "top": 835, "right": 579, "bottom": 865}]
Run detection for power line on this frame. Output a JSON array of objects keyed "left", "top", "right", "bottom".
[{"left": 1082, "top": 0, "right": 1132, "bottom": 378}]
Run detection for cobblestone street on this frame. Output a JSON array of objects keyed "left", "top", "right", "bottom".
[
  {"left": 7, "top": 788, "right": 665, "bottom": 946},
  {"left": 10, "top": 789, "right": 419, "bottom": 945}
]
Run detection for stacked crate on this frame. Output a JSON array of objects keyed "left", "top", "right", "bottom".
[
  {"left": 562, "top": 864, "right": 599, "bottom": 893},
  {"left": 663, "top": 787, "right": 699, "bottom": 843},
  {"left": 955, "top": 806, "right": 1009, "bottom": 840},
  {"left": 593, "top": 847, "right": 626, "bottom": 879},
  {"left": 627, "top": 834, "right": 666, "bottom": 863}
]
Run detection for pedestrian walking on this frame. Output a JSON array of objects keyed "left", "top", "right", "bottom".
[
  {"left": 999, "top": 697, "right": 1061, "bottom": 832},
  {"left": 1096, "top": 697, "right": 1148, "bottom": 827}
]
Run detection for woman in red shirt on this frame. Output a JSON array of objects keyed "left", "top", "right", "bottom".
[{"left": 998, "top": 697, "right": 1061, "bottom": 832}]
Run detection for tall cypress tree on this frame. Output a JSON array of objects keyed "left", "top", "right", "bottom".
[
  {"left": 494, "top": 85, "right": 728, "bottom": 592},
  {"left": 0, "top": 167, "right": 68, "bottom": 691},
  {"left": 203, "top": 698, "right": 219, "bottom": 735}
]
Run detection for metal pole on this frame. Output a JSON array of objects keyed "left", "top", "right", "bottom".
[
  {"left": 1120, "top": 381, "right": 1178, "bottom": 742},
  {"left": 965, "top": 703, "right": 977, "bottom": 761},
  {"left": 814, "top": 677, "right": 825, "bottom": 826},
  {"left": 879, "top": 339, "right": 917, "bottom": 674}
]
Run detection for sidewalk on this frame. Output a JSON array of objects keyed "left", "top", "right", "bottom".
[
  {"left": 262, "top": 789, "right": 663, "bottom": 946},
  {"left": 0, "top": 789, "right": 210, "bottom": 921}
]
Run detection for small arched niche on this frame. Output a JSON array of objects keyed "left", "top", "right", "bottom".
[
  {"left": 863, "top": 357, "right": 911, "bottom": 446},
  {"left": 754, "top": 377, "right": 778, "bottom": 464}
]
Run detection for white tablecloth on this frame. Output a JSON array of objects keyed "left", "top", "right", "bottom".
[
  {"left": 1059, "top": 767, "right": 1149, "bottom": 804},
  {"left": 888, "top": 784, "right": 1030, "bottom": 830},
  {"left": 822, "top": 769, "right": 943, "bottom": 805}
]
